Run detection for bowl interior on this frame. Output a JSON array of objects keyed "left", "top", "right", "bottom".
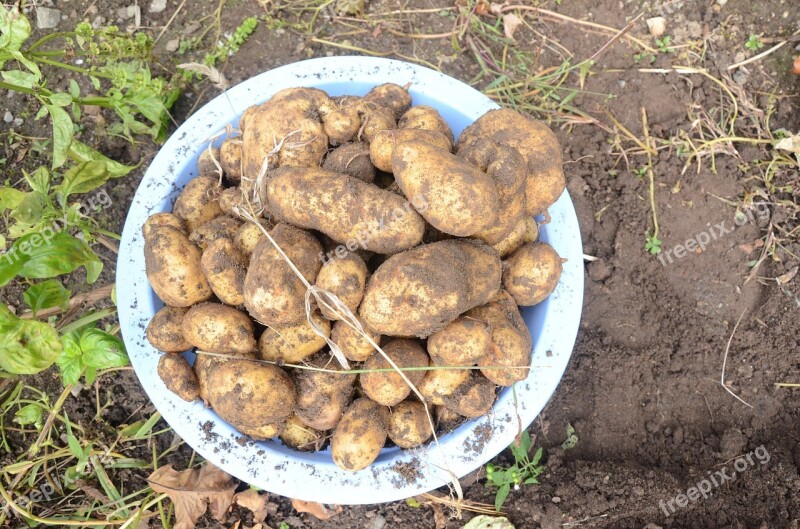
[{"left": 117, "top": 57, "right": 583, "bottom": 504}]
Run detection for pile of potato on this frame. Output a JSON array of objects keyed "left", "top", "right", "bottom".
[{"left": 143, "top": 83, "right": 566, "bottom": 472}]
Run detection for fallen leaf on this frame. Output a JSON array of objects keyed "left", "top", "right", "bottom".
[
  {"left": 792, "top": 56, "right": 800, "bottom": 75},
  {"left": 177, "top": 63, "right": 230, "bottom": 91},
  {"left": 235, "top": 488, "right": 270, "bottom": 523},
  {"left": 372, "top": 24, "right": 382, "bottom": 38},
  {"left": 291, "top": 499, "right": 342, "bottom": 520},
  {"left": 777, "top": 266, "right": 798, "bottom": 285},
  {"left": 147, "top": 463, "right": 237, "bottom": 529},
  {"left": 431, "top": 502, "right": 447, "bottom": 529},
  {"left": 475, "top": 0, "right": 490, "bottom": 16},
  {"left": 463, "top": 515, "right": 516, "bottom": 529},
  {"left": 775, "top": 133, "right": 800, "bottom": 167},
  {"left": 489, "top": 3, "right": 503, "bottom": 15},
  {"left": 502, "top": 13, "right": 522, "bottom": 40}
]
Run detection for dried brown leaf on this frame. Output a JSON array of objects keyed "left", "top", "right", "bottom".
[
  {"left": 777, "top": 266, "right": 798, "bottom": 285},
  {"left": 147, "top": 463, "right": 237, "bottom": 529},
  {"left": 291, "top": 499, "right": 342, "bottom": 520},
  {"left": 235, "top": 489, "right": 270, "bottom": 523},
  {"left": 502, "top": 13, "right": 522, "bottom": 40}
]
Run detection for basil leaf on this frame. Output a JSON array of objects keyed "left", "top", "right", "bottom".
[
  {"left": 46, "top": 104, "right": 74, "bottom": 169},
  {"left": 58, "top": 161, "right": 109, "bottom": 201},
  {"left": 0, "top": 306, "right": 62, "bottom": 375},
  {"left": 79, "top": 329, "right": 128, "bottom": 370},
  {"left": 69, "top": 140, "right": 134, "bottom": 178},
  {"left": 23, "top": 279, "right": 72, "bottom": 315},
  {"left": 0, "top": 7, "right": 31, "bottom": 53},
  {"left": 0, "top": 232, "right": 103, "bottom": 286},
  {"left": 56, "top": 332, "right": 83, "bottom": 385}
]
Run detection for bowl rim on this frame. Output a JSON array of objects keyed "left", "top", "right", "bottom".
[{"left": 117, "top": 56, "right": 583, "bottom": 504}]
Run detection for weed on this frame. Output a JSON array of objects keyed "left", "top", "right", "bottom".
[
  {"left": 745, "top": 34, "right": 764, "bottom": 52},
  {"left": 485, "top": 430, "right": 543, "bottom": 511}
]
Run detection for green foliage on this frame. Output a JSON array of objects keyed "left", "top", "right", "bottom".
[
  {"left": 183, "top": 16, "right": 259, "bottom": 82},
  {"left": 645, "top": 231, "right": 663, "bottom": 255},
  {"left": 745, "top": 34, "right": 764, "bottom": 52},
  {"left": 57, "top": 328, "right": 128, "bottom": 385},
  {"left": 0, "top": 306, "right": 62, "bottom": 375},
  {"left": 23, "top": 279, "right": 72, "bottom": 315},
  {"left": 485, "top": 431, "right": 544, "bottom": 511},
  {"left": 561, "top": 423, "right": 578, "bottom": 450}
]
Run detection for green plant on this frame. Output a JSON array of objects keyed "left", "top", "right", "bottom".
[
  {"left": 485, "top": 430, "right": 543, "bottom": 511},
  {"left": 183, "top": 16, "right": 258, "bottom": 82},
  {"left": 655, "top": 35, "right": 675, "bottom": 54},
  {"left": 745, "top": 34, "right": 764, "bottom": 52}
]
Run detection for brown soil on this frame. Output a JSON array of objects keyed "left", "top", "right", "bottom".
[{"left": 2, "top": 0, "right": 799, "bottom": 528}]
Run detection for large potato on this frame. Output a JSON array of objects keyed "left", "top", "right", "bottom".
[
  {"left": 364, "top": 83, "right": 412, "bottom": 119},
  {"left": 315, "top": 254, "right": 368, "bottom": 320},
  {"left": 142, "top": 213, "right": 185, "bottom": 238},
  {"left": 427, "top": 316, "right": 491, "bottom": 366},
  {"left": 243, "top": 224, "right": 323, "bottom": 326},
  {"left": 503, "top": 242, "right": 564, "bottom": 306},
  {"left": 219, "top": 138, "right": 243, "bottom": 183},
  {"left": 173, "top": 176, "right": 223, "bottom": 233},
  {"left": 330, "top": 318, "right": 380, "bottom": 362},
  {"left": 418, "top": 367, "right": 470, "bottom": 406},
  {"left": 387, "top": 400, "right": 433, "bottom": 449},
  {"left": 146, "top": 306, "right": 191, "bottom": 353},
  {"left": 265, "top": 167, "right": 425, "bottom": 254},
  {"left": 194, "top": 348, "right": 256, "bottom": 404},
  {"left": 294, "top": 353, "right": 357, "bottom": 431},
  {"left": 457, "top": 108, "right": 565, "bottom": 214},
  {"left": 200, "top": 238, "right": 247, "bottom": 306},
  {"left": 144, "top": 225, "right": 212, "bottom": 307},
  {"left": 360, "top": 339, "right": 429, "bottom": 406},
  {"left": 369, "top": 129, "right": 452, "bottom": 172},
  {"left": 181, "top": 302, "right": 256, "bottom": 355},
  {"left": 398, "top": 105, "right": 454, "bottom": 143},
  {"left": 331, "top": 397, "right": 389, "bottom": 472},
  {"left": 189, "top": 215, "right": 241, "bottom": 250},
  {"left": 360, "top": 239, "right": 501, "bottom": 337},
  {"left": 443, "top": 374, "right": 496, "bottom": 418},
  {"left": 279, "top": 414, "right": 324, "bottom": 451},
  {"left": 158, "top": 354, "right": 200, "bottom": 401},
  {"left": 323, "top": 142, "right": 376, "bottom": 184},
  {"left": 257, "top": 311, "right": 330, "bottom": 363},
  {"left": 392, "top": 141, "right": 499, "bottom": 237}
]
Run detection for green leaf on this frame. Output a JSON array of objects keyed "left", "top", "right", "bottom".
[
  {"left": 56, "top": 333, "right": 84, "bottom": 385},
  {"left": 24, "top": 167, "right": 50, "bottom": 194},
  {"left": 463, "top": 515, "right": 515, "bottom": 529},
  {"left": 48, "top": 93, "right": 73, "bottom": 107},
  {"left": 45, "top": 104, "right": 74, "bottom": 169},
  {"left": 0, "top": 232, "right": 103, "bottom": 287},
  {"left": 58, "top": 161, "right": 109, "bottom": 200},
  {"left": 0, "top": 306, "right": 62, "bottom": 374},
  {"left": 69, "top": 140, "right": 134, "bottom": 178},
  {"left": 79, "top": 329, "right": 128, "bottom": 370},
  {"left": 67, "top": 433, "right": 82, "bottom": 459},
  {"left": 2, "top": 69, "right": 38, "bottom": 89},
  {"left": 494, "top": 483, "right": 510, "bottom": 512},
  {"left": 523, "top": 476, "right": 539, "bottom": 485},
  {"left": 0, "top": 187, "right": 25, "bottom": 211},
  {"left": 69, "top": 79, "right": 81, "bottom": 98},
  {"left": 561, "top": 423, "right": 578, "bottom": 450},
  {"left": 531, "top": 447, "right": 543, "bottom": 466},
  {"left": 0, "top": 7, "right": 31, "bottom": 54},
  {"left": 8, "top": 50, "right": 41, "bottom": 80},
  {"left": 10, "top": 191, "right": 46, "bottom": 224},
  {"left": 23, "top": 279, "right": 72, "bottom": 315},
  {"left": 14, "top": 403, "right": 44, "bottom": 428}
]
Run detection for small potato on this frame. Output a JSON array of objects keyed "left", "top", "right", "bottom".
[
  {"left": 144, "top": 226, "right": 213, "bottom": 307},
  {"left": 364, "top": 83, "right": 412, "bottom": 119},
  {"left": 358, "top": 102, "right": 397, "bottom": 143},
  {"left": 315, "top": 254, "right": 369, "bottom": 320},
  {"left": 427, "top": 317, "right": 491, "bottom": 367},
  {"left": 331, "top": 397, "right": 389, "bottom": 471},
  {"left": 182, "top": 302, "right": 256, "bottom": 355},
  {"left": 189, "top": 215, "right": 241, "bottom": 250},
  {"left": 398, "top": 105, "right": 454, "bottom": 144},
  {"left": 257, "top": 311, "right": 330, "bottom": 363},
  {"left": 330, "top": 318, "right": 381, "bottom": 362},
  {"left": 360, "top": 339, "right": 429, "bottom": 406},
  {"left": 503, "top": 242, "right": 563, "bottom": 306},
  {"left": 219, "top": 187, "right": 245, "bottom": 217},
  {"left": 219, "top": 138, "right": 243, "bottom": 183},
  {"left": 294, "top": 353, "right": 357, "bottom": 431},
  {"left": 492, "top": 218, "right": 527, "bottom": 258},
  {"left": 280, "top": 414, "right": 324, "bottom": 451},
  {"left": 388, "top": 400, "right": 433, "bottom": 449},
  {"left": 239, "top": 422, "right": 285, "bottom": 440},
  {"left": 323, "top": 142, "right": 376, "bottom": 183},
  {"left": 146, "top": 306, "right": 191, "bottom": 353},
  {"left": 197, "top": 147, "right": 221, "bottom": 176},
  {"left": 234, "top": 221, "right": 273, "bottom": 256},
  {"left": 158, "top": 354, "right": 200, "bottom": 401},
  {"left": 436, "top": 405, "right": 463, "bottom": 433},
  {"left": 173, "top": 176, "right": 223, "bottom": 233},
  {"left": 194, "top": 348, "right": 256, "bottom": 403},
  {"left": 243, "top": 224, "right": 323, "bottom": 326},
  {"left": 322, "top": 105, "right": 361, "bottom": 145},
  {"left": 523, "top": 217, "right": 539, "bottom": 243},
  {"left": 369, "top": 129, "right": 452, "bottom": 173},
  {"left": 443, "top": 374, "right": 496, "bottom": 418},
  {"left": 142, "top": 213, "right": 185, "bottom": 239},
  {"left": 200, "top": 238, "right": 247, "bottom": 306},
  {"left": 418, "top": 367, "right": 470, "bottom": 406}
]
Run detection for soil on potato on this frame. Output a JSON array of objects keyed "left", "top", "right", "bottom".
[{"left": 2, "top": 0, "right": 799, "bottom": 528}]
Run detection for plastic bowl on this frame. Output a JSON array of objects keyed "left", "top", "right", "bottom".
[{"left": 117, "top": 56, "right": 583, "bottom": 504}]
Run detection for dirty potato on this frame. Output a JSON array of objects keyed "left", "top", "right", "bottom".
[
  {"left": 146, "top": 306, "right": 191, "bottom": 353},
  {"left": 369, "top": 129, "right": 452, "bottom": 173},
  {"left": 294, "top": 353, "right": 357, "bottom": 431},
  {"left": 172, "top": 176, "right": 223, "bottom": 232},
  {"left": 234, "top": 220, "right": 273, "bottom": 256},
  {"left": 158, "top": 354, "right": 200, "bottom": 401},
  {"left": 364, "top": 83, "right": 412, "bottom": 119},
  {"left": 189, "top": 215, "right": 241, "bottom": 249},
  {"left": 315, "top": 254, "right": 369, "bottom": 320},
  {"left": 219, "top": 138, "right": 243, "bottom": 183},
  {"left": 279, "top": 414, "right": 324, "bottom": 451},
  {"left": 387, "top": 400, "right": 433, "bottom": 449},
  {"left": 427, "top": 316, "right": 491, "bottom": 367},
  {"left": 418, "top": 367, "right": 470, "bottom": 406},
  {"left": 322, "top": 142, "right": 376, "bottom": 183},
  {"left": 144, "top": 224, "right": 213, "bottom": 307},
  {"left": 503, "top": 242, "right": 564, "bottom": 306},
  {"left": 443, "top": 374, "right": 496, "bottom": 418},
  {"left": 257, "top": 310, "right": 330, "bottom": 364},
  {"left": 330, "top": 318, "right": 381, "bottom": 362},
  {"left": 197, "top": 146, "right": 221, "bottom": 176},
  {"left": 398, "top": 105, "right": 454, "bottom": 144},
  {"left": 331, "top": 397, "right": 390, "bottom": 472},
  {"left": 492, "top": 218, "right": 527, "bottom": 258},
  {"left": 360, "top": 339, "right": 429, "bottom": 406},
  {"left": 181, "top": 302, "right": 257, "bottom": 355}
]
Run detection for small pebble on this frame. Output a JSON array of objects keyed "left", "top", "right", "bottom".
[
  {"left": 165, "top": 38, "right": 180, "bottom": 53},
  {"left": 552, "top": 496, "right": 561, "bottom": 504},
  {"left": 3, "top": 111, "right": 13, "bottom": 124},
  {"left": 716, "top": 0, "right": 728, "bottom": 5},
  {"left": 646, "top": 17, "right": 666, "bottom": 38},
  {"left": 149, "top": 0, "right": 168, "bottom": 13},
  {"left": 13, "top": 118, "right": 23, "bottom": 127},
  {"left": 35, "top": 7, "right": 61, "bottom": 29}
]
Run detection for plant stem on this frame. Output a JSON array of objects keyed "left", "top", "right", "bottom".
[
  {"left": 34, "top": 56, "right": 112, "bottom": 79},
  {"left": 0, "top": 80, "right": 50, "bottom": 97},
  {"left": 27, "top": 31, "right": 76, "bottom": 52}
]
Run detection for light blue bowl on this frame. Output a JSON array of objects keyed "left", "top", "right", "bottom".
[{"left": 117, "top": 56, "right": 583, "bottom": 504}]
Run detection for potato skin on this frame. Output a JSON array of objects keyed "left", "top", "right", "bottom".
[
  {"left": 181, "top": 302, "right": 256, "bottom": 355},
  {"left": 364, "top": 83, "right": 412, "bottom": 119},
  {"left": 219, "top": 138, "right": 243, "bottom": 183},
  {"left": 234, "top": 221, "right": 272, "bottom": 256},
  {"left": 388, "top": 400, "right": 433, "bottom": 449},
  {"left": 173, "top": 176, "right": 223, "bottom": 233},
  {"left": 280, "top": 414, "right": 324, "bottom": 451},
  {"left": 144, "top": 226, "right": 213, "bottom": 307},
  {"left": 197, "top": 147, "right": 221, "bottom": 176},
  {"left": 315, "top": 254, "right": 369, "bottom": 320},
  {"left": 492, "top": 218, "right": 527, "bottom": 258},
  {"left": 200, "top": 238, "right": 247, "bottom": 306},
  {"left": 147, "top": 306, "right": 191, "bottom": 353},
  {"left": 331, "top": 397, "right": 389, "bottom": 471},
  {"left": 443, "top": 374, "right": 496, "bottom": 418},
  {"left": 523, "top": 217, "right": 539, "bottom": 243},
  {"left": 219, "top": 187, "right": 245, "bottom": 217},
  {"left": 369, "top": 129, "right": 452, "bottom": 173},
  {"left": 331, "top": 318, "right": 381, "bottom": 362},
  {"left": 257, "top": 310, "right": 330, "bottom": 364},
  {"left": 427, "top": 316, "right": 491, "bottom": 367},
  {"left": 265, "top": 167, "right": 425, "bottom": 254},
  {"left": 142, "top": 213, "right": 185, "bottom": 239},
  {"left": 360, "top": 339, "right": 429, "bottom": 406},
  {"left": 418, "top": 367, "right": 470, "bottom": 406},
  {"left": 503, "top": 242, "right": 563, "bottom": 306},
  {"left": 189, "top": 215, "right": 241, "bottom": 250},
  {"left": 392, "top": 141, "right": 498, "bottom": 237},
  {"left": 243, "top": 224, "right": 323, "bottom": 326},
  {"left": 158, "top": 354, "right": 200, "bottom": 401},
  {"left": 436, "top": 405, "right": 464, "bottom": 433},
  {"left": 323, "top": 142, "right": 376, "bottom": 183},
  {"left": 398, "top": 105, "right": 454, "bottom": 144},
  {"left": 294, "top": 353, "right": 356, "bottom": 431}
]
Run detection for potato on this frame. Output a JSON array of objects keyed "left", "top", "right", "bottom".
[
  {"left": 360, "top": 239, "right": 501, "bottom": 337},
  {"left": 322, "top": 104, "right": 361, "bottom": 145},
  {"left": 158, "top": 354, "right": 200, "bottom": 401},
  {"left": 173, "top": 176, "right": 223, "bottom": 233},
  {"left": 427, "top": 316, "right": 491, "bottom": 367},
  {"left": 369, "top": 129, "right": 452, "bottom": 173},
  {"left": 387, "top": 400, "right": 433, "bottom": 449},
  {"left": 265, "top": 167, "right": 425, "bottom": 254},
  {"left": 398, "top": 105, "right": 454, "bottom": 144},
  {"left": 355, "top": 101, "right": 396, "bottom": 143},
  {"left": 392, "top": 141, "right": 498, "bottom": 237},
  {"left": 331, "top": 397, "right": 389, "bottom": 471},
  {"left": 364, "top": 83, "right": 412, "bottom": 119},
  {"left": 243, "top": 224, "right": 323, "bottom": 326},
  {"left": 330, "top": 318, "right": 381, "bottom": 362},
  {"left": 197, "top": 146, "right": 221, "bottom": 176},
  {"left": 294, "top": 353, "right": 357, "bottom": 431},
  {"left": 323, "top": 142, "right": 376, "bottom": 184},
  {"left": 457, "top": 108, "right": 565, "bottom": 214},
  {"left": 189, "top": 215, "right": 241, "bottom": 250},
  {"left": 144, "top": 225, "right": 213, "bottom": 307},
  {"left": 146, "top": 306, "right": 191, "bottom": 353},
  {"left": 280, "top": 414, "right": 324, "bottom": 451},
  {"left": 443, "top": 374, "right": 496, "bottom": 418},
  {"left": 458, "top": 139, "right": 527, "bottom": 244},
  {"left": 418, "top": 367, "right": 470, "bottom": 406},
  {"left": 219, "top": 187, "right": 245, "bottom": 217},
  {"left": 467, "top": 291, "right": 532, "bottom": 386},
  {"left": 234, "top": 220, "right": 273, "bottom": 256},
  {"left": 206, "top": 359, "right": 295, "bottom": 438},
  {"left": 257, "top": 310, "right": 330, "bottom": 363},
  {"left": 219, "top": 138, "right": 243, "bottom": 183},
  {"left": 194, "top": 348, "right": 256, "bottom": 404},
  {"left": 503, "top": 242, "right": 563, "bottom": 306},
  {"left": 436, "top": 405, "right": 463, "bottom": 432},
  {"left": 182, "top": 302, "right": 256, "bottom": 355},
  {"left": 315, "top": 254, "right": 368, "bottom": 320},
  {"left": 360, "top": 339, "right": 429, "bottom": 406},
  {"left": 142, "top": 213, "right": 185, "bottom": 239},
  {"left": 491, "top": 218, "right": 526, "bottom": 258},
  {"left": 200, "top": 238, "right": 247, "bottom": 306},
  {"left": 523, "top": 217, "right": 539, "bottom": 243}
]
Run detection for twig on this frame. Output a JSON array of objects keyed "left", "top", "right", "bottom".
[
  {"left": 727, "top": 40, "right": 791, "bottom": 71},
  {"left": 588, "top": 12, "right": 645, "bottom": 62},
  {"left": 720, "top": 309, "right": 753, "bottom": 408},
  {"left": 96, "top": 235, "right": 119, "bottom": 254},
  {"left": 154, "top": 0, "right": 188, "bottom": 44},
  {"left": 19, "top": 284, "right": 114, "bottom": 320}
]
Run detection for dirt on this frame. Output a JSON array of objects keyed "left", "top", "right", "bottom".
[{"left": 2, "top": 0, "right": 800, "bottom": 528}]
